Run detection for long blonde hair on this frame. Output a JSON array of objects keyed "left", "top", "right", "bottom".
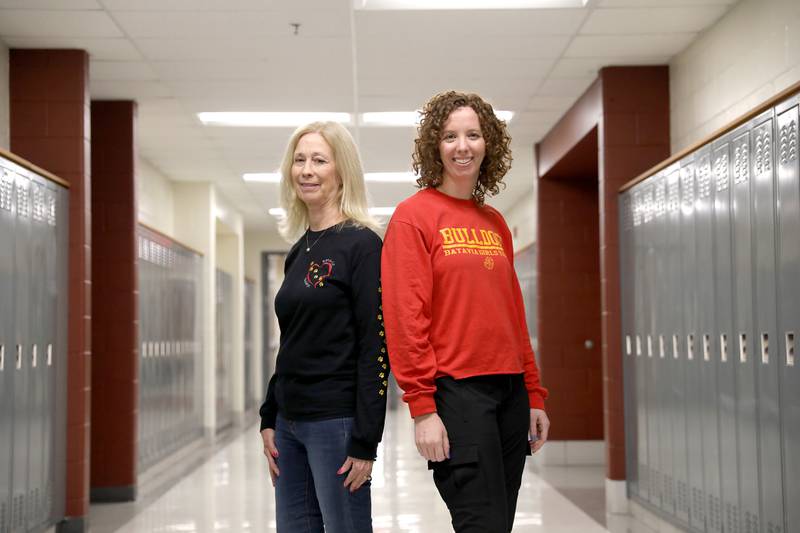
[{"left": 278, "top": 122, "right": 379, "bottom": 240}]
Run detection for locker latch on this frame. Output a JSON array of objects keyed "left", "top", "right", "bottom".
[
  {"left": 0, "top": 345, "right": 4, "bottom": 371},
  {"left": 719, "top": 334, "right": 728, "bottom": 362},
  {"left": 626, "top": 335, "right": 632, "bottom": 356},
  {"left": 787, "top": 332, "right": 795, "bottom": 367},
  {"left": 647, "top": 335, "right": 653, "bottom": 358},
  {"left": 687, "top": 334, "right": 695, "bottom": 360},
  {"left": 31, "top": 344, "right": 37, "bottom": 368},
  {"left": 672, "top": 335, "right": 679, "bottom": 359},
  {"left": 739, "top": 333, "right": 747, "bottom": 363},
  {"left": 47, "top": 344, "right": 53, "bottom": 366},
  {"left": 761, "top": 333, "right": 769, "bottom": 365},
  {"left": 703, "top": 334, "right": 711, "bottom": 362},
  {"left": 636, "top": 336, "right": 642, "bottom": 357},
  {"left": 15, "top": 344, "right": 22, "bottom": 370},
  {"left": 659, "top": 335, "right": 665, "bottom": 358}
]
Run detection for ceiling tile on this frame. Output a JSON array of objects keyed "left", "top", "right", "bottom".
[
  {"left": 564, "top": 33, "right": 697, "bottom": 58},
  {"left": 1, "top": 36, "right": 142, "bottom": 60},
  {"left": 548, "top": 55, "right": 668, "bottom": 77},
  {"left": 0, "top": 10, "right": 122, "bottom": 38},
  {"left": 90, "top": 80, "right": 173, "bottom": 99},
  {"left": 91, "top": 60, "right": 158, "bottom": 80},
  {"left": 581, "top": 6, "right": 729, "bottom": 34}
]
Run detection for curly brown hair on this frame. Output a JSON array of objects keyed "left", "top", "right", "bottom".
[{"left": 413, "top": 91, "right": 512, "bottom": 205}]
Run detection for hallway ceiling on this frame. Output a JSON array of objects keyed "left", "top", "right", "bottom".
[{"left": 0, "top": 0, "right": 737, "bottom": 231}]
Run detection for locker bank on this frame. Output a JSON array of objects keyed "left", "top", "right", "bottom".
[{"left": 0, "top": 1, "right": 799, "bottom": 532}]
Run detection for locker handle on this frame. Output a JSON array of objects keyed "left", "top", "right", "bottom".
[
  {"left": 31, "top": 344, "right": 37, "bottom": 368},
  {"left": 47, "top": 344, "right": 52, "bottom": 366},
  {"left": 739, "top": 333, "right": 747, "bottom": 363},
  {"left": 687, "top": 334, "right": 695, "bottom": 360},
  {"left": 636, "top": 335, "right": 642, "bottom": 357},
  {"left": 787, "top": 332, "right": 795, "bottom": 367},
  {"left": 761, "top": 333, "right": 769, "bottom": 365},
  {"left": 703, "top": 334, "right": 711, "bottom": 362},
  {"left": 720, "top": 334, "right": 728, "bottom": 362},
  {"left": 672, "top": 335, "right": 679, "bottom": 359},
  {"left": 15, "top": 344, "right": 22, "bottom": 369},
  {"left": 647, "top": 335, "right": 653, "bottom": 358},
  {"left": 0, "top": 344, "right": 4, "bottom": 371},
  {"left": 625, "top": 335, "right": 632, "bottom": 356},
  {"left": 659, "top": 335, "right": 665, "bottom": 359}
]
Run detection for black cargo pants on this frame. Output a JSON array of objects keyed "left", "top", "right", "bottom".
[{"left": 428, "top": 373, "right": 531, "bottom": 533}]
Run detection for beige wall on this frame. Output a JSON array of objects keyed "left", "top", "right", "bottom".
[
  {"left": 670, "top": 0, "right": 800, "bottom": 151},
  {"left": 0, "top": 40, "right": 9, "bottom": 151},
  {"left": 498, "top": 143, "right": 537, "bottom": 252},
  {"left": 137, "top": 157, "right": 175, "bottom": 235}
]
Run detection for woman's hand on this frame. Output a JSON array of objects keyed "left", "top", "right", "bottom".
[
  {"left": 339, "top": 456, "right": 374, "bottom": 492},
  {"left": 529, "top": 408, "right": 550, "bottom": 453},
  {"left": 261, "top": 428, "right": 280, "bottom": 485},
  {"left": 414, "top": 412, "right": 450, "bottom": 462}
]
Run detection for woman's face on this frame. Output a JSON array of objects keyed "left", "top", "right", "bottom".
[
  {"left": 291, "top": 132, "right": 341, "bottom": 210},
  {"left": 438, "top": 106, "right": 486, "bottom": 188}
]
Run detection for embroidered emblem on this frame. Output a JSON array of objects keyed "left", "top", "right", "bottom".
[
  {"left": 483, "top": 257, "right": 495, "bottom": 270},
  {"left": 304, "top": 259, "right": 335, "bottom": 288}
]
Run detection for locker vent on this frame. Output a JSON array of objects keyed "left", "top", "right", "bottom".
[
  {"left": 697, "top": 158, "right": 712, "bottom": 199},
  {"left": 633, "top": 190, "right": 643, "bottom": 226},
  {"left": 744, "top": 511, "right": 758, "bottom": 533},
  {"left": 677, "top": 481, "right": 689, "bottom": 513},
  {"left": 778, "top": 119, "right": 797, "bottom": 165},
  {"left": 47, "top": 190, "right": 56, "bottom": 226},
  {"left": 717, "top": 149, "right": 731, "bottom": 192},
  {"left": 15, "top": 176, "right": 30, "bottom": 218},
  {"left": 767, "top": 521, "right": 783, "bottom": 533},
  {"left": 0, "top": 502, "right": 5, "bottom": 533},
  {"left": 667, "top": 175, "right": 680, "bottom": 211},
  {"left": 655, "top": 181, "right": 666, "bottom": 217},
  {"left": 692, "top": 487, "right": 705, "bottom": 521},
  {"left": 726, "top": 503, "right": 740, "bottom": 533},
  {"left": 622, "top": 196, "right": 633, "bottom": 231},
  {"left": 0, "top": 169, "right": 12, "bottom": 211},
  {"left": 681, "top": 166, "right": 695, "bottom": 210},
  {"left": 32, "top": 182, "right": 45, "bottom": 222},
  {"left": 709, "top": 495, "right": 722, "bottom": 529},
  {"left": 643, "top": 187, "right": 654, "bottom": 224},
  {"left": 754, "top": 127, "right": 772, "bottom": 176}
]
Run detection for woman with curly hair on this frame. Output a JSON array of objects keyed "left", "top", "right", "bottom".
[{"left": 381, "top": 91, "right": 550, "bottom": 532}]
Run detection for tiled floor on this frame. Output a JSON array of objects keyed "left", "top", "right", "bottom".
[{"left": 89, "top": 409, "right": 659, "bottom": 532}]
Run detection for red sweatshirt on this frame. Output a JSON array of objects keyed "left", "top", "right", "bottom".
[{"left": 381, "top": 188, "right": 548, "bottom": 418}]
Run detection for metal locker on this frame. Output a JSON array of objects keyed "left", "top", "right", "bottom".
[
  {"left": 696, "top": 146, "right": 723, "bottom": 533},
  {"left": 619, "top": 191, "right": 639, "bottom": 498},
  {"left": 0, "top": 165, "right": 16, "bottom": 533},
  {"left": 713, "top": 131, "right": 741, "bottom": 533},
  {"left": 11, "top": 171, "right": 32, "bottom": 533},
  {"left": 42, "top": 182, "right": 59, "bottom": 525},
  {"left": 731, "top": 114, "right": 761, "bottom": 533},
  {"left": 632, "top": 185, "right": 650, "bottom": 502},
  {"left": 750, "top": 111, "right": 785, "bottom": 533},
  {"left": 26, "top": 176, "right": 47, "bottom": 530},
  {"left": 679, "top": 155, "right": 706, "bottom": 532},
  {"left": 666, "top": 166, "right": 690, "bottom": 525},
  {"left": 641, "top": 182, "right": 663, "bottom": 508},
  {"left": 775, "top": 96, "right": 799, "bottom": 533}
]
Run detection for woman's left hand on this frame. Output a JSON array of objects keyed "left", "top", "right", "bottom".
[
  {"left": 530, "top": 408, "right": 550, "bottom": 453},
  {"left": 338, "top": 456, "right": 374, "bottom": 492}
]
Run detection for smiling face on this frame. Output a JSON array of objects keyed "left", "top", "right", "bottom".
[
  {"left": 438, "top": 106, "right": 486, "bottom": 191},
  {"left": 291, "top": 132, "right": 341, "bottom": 211}
]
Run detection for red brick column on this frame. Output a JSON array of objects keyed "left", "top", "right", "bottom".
[
  {"left": 598, "top": 66, "right": 670, "bottom": 479},
  {"left": 90, "top": 101, "right": 138, "bottom": 501},
  {"left": 10, "top": 49, "right": 91, "bottom": 530}
]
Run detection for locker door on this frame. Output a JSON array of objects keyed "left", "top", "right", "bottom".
[
  {"left": 775, "top": 97, "right": 799, "bottom": 533},
  {"left": 0, "top": 166, "right": 16, "bottom": 533},
  {"left": 11, "top": 172, "right": 31, "bottom": 533},
  {"left": 679, "top": 157, "right": 706, "bottom": 532},
  {"left": 641, "top": 183, "right": 662, "bottom": 508},
  {"left": 632, "top": 186, "right": 649, "bottom": 502},
  {"left": 619, "top": 192, "right": 638, "bottom": 498},
  {"left": 750, "top": 112, "right": 785, "bottom": 533},
  {"left": 714, "top": 132, "right": 740, "bottom": 533},
  {"left": 51, "top": 185, "right": 68, "bottom": 524},
  {"left": 696, "top": 147, "right": 723, "bottom": 533},
  {"left": 666, "top": 167, "right": 690, "bottom": 525},
  {"left": 732, "top": 118, "right": 760, "bottom": 533},
  {"left": 42, "top": 183, "right": 59, "bottom": 524},
  {"left": 26, "top": 176, "right": 47, "bottom": 530}
]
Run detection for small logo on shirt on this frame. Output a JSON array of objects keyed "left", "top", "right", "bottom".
[
  {"left": 305, "top": 259, "right": 334, "bottom": 288},
  {"left": 483, "top": 257, "right": 495, "bottom": 270}
]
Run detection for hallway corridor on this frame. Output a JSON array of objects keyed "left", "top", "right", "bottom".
[{"left": 88, "top": 409, "right": 653, "bottom": 533}]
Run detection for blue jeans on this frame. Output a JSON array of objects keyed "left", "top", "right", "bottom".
[{"left": 274, "top": 414, "right": 372, "bottom": 533}]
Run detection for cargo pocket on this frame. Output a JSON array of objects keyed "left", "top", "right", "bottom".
[{"left": 428, "top": 444, "right": 483, "bottom": 506}]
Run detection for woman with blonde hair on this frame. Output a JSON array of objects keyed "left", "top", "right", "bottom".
[
  {"left": 381, "top": 92, "right": 549, "bottom": 532},
  {"left": 259, "top": 121, "right": 388, "bottom": 533}
]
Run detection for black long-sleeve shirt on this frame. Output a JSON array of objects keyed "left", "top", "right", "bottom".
[{"left": 259, "top": 222, "right": 389, "bottom": 459}]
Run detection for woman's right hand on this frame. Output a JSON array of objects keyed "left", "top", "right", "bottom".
[
  {"left": 261, "top": 428, "right": 280, "bottom": 485},
  {"left": 414, "top": 412, "right": 450, "bottom": 462}
]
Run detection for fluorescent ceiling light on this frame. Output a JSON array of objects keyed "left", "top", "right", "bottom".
[
  {"left": 243, "top": 172, "right": 281, "bottom": 183},
  {"left": 355, "top": 0, "right": 587, "bottom": 9},
  {"left": 268, "top": 207, "right": 395, "bottom": 217},
  {"left": 198, "top": 112, "right": 352, "bottom": 127},
  {"left": 360, "top": 110, "right": 513, "bottom": 126}
]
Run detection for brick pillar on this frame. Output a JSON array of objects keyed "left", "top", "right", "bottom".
[
  {"left": 10, "top": 49, "right": 91, "bottom": 531},
  {"left": 598, "top": 66, "right": 670, "bottom": 480},
  {"left": 89, "top": 101, "right": 138, "bottom": 501}
]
